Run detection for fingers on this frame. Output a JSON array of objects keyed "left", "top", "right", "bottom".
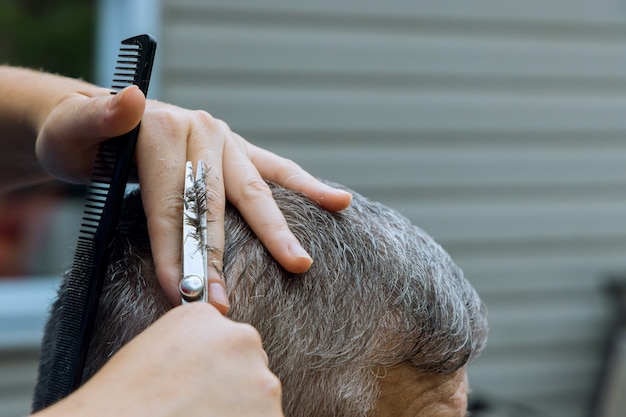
[
  {"left": 184, "top": 115, "right": 229, "bottom": 313},
  {"left": 74, "top": 302, "right": 283, "bottom": 417},
  {"left": 94, "top": 85, "right": 146, "bottom": 138},
  {"left": 38, "top": 82, "right": 352, "bottom": 314},
  {"left": 136, "top": 109, "right": 230, "bottom": 310},
  {"left": 133, "top": 104, "right": 351, "bottom": 305},
  {"left": 135, "top": 109, "right": 188, "bottom": 305},
  {"left": 36, "top": 85, "right": 146, "bottom": 183},
  {"left": 57, "top": 85, "right": 145, "bottom": 139},
  {"left": 223, "top": 141, "right": 313, "bottom": 274},
  {"left": 243, "top": 139, "right": 353, "bottom": 212}
]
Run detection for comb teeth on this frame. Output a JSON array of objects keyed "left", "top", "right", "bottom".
[
  {"left": 111, "top": 44, "right": 141, "bottom": 91},
  {"left": 80, "top": 138, "right": 122, "bottom": 236},
  {"left": 38, "top": 34, "right": 156, "bottom": 409}
]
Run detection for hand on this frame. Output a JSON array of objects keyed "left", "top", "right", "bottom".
[
  {"left": 33, "top": 303, "right": 284, "bottom": 417},
  {"left": 35, "top": 85, "right": 352, "bottom": 308}
]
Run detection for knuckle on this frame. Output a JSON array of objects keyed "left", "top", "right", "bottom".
[
  {"left": 239, "top": 174, "right": 273, "bottom": 202},
  {"left": 146, "top": 191, "right": 183, "bottom": 227},
  {"left": 262, "top": 373, "right": 283, "bottom": 399},
  {"left": 194, "top": 110, "right": 231, "bottom": 136},
  {"left": 271, "top": 157, "right": 309, "bottom": 185},
  {"left": 234, "top": 322, "right": 264, "bottom": 345},
  {"left": 192, "top": 109, "right": 215, "bottom": 125},
  {"left": 213, "top": 118, "right": 232, "bottom": 136},
  {"left": 144, "top": 108, "right": 185, "bottom": 143},
  {"left": 224, "top": 322, "right": 266, "bottom": 352}
]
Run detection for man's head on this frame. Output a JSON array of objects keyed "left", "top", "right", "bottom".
[{"left": 34, "top": 181, "right": 487, "bottom": 416}]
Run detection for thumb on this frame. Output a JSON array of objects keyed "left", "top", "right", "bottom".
[
  {"left": 36, "top": 85, "right": 146, "bottom": 184},
  {"left": 95, "top": 85, "right": 147, "bottom": 138}
]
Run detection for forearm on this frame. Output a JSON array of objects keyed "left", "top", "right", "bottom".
[{"left": 0, "top": 66, "right": 107, "bottom": 191}]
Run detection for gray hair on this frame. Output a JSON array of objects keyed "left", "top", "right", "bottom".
[{"left": 33, "top": 181, "right": 488, "bottom": 416}]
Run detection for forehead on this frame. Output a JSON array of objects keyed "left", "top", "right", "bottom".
[{"left": 372, "top": 365, "right": 468, "bottom": 417}]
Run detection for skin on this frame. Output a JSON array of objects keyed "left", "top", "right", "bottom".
[
  {"left": 0, "top": 66, "right": 352, "bottom": 308},
  {"left": 0, "top": 65, "right": 352, "bottom": 416},
  {"left": 373, "top": 366, "right": 469, "bottom": 417},
  {"left": 32, "top": 303, "right": 285, "bottom": 417}
]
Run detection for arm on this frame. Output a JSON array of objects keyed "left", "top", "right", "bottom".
[
  {"left": 31, "top": 303, "right": 285, "bottom": 417},
  {"left": 0, "top": 65, "right": 352, "bottom": 306},
  {"left": 0, "top": 66, "right": 113, "bottom": 190}
]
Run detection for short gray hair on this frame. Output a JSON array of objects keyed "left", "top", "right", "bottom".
[{"left": 33, "top": 181, "right": 488, "bottom": 416}]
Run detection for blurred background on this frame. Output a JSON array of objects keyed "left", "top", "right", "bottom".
[{"left": 2, "top": 0, "right": 626, "bottom": 416}]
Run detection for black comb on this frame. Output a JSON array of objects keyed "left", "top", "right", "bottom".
[{"left": 39, "top": 34, "right": 156, "bottom": 407}]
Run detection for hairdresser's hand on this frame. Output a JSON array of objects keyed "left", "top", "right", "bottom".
[
  {"left": 35, "top": 84, "right": 352, "bottom": 307},
  {"left": 33, "top": 303, "right": 284, "bottom": 417}
]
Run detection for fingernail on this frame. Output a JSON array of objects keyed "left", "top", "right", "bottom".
[
  {"left": 289, "top": 243, "right": 312, "bottom": 261},
  {"left": 333, "top": 188, "right": 352, "bottom": 199},
  {"left": 209, "top": 282, "right": 230, "bottom": 308},
  {"left": 341, "top": 191, "right": 353, "bottom": 205},
  {"left": 108, "top": 89, "right": 124, "bottom": 110},
  {"left": 339, "top": 190, "right": 353, "bottom": 198},
  {"left": 108, "top": 85, "right": 135, "bottom": 110}
]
